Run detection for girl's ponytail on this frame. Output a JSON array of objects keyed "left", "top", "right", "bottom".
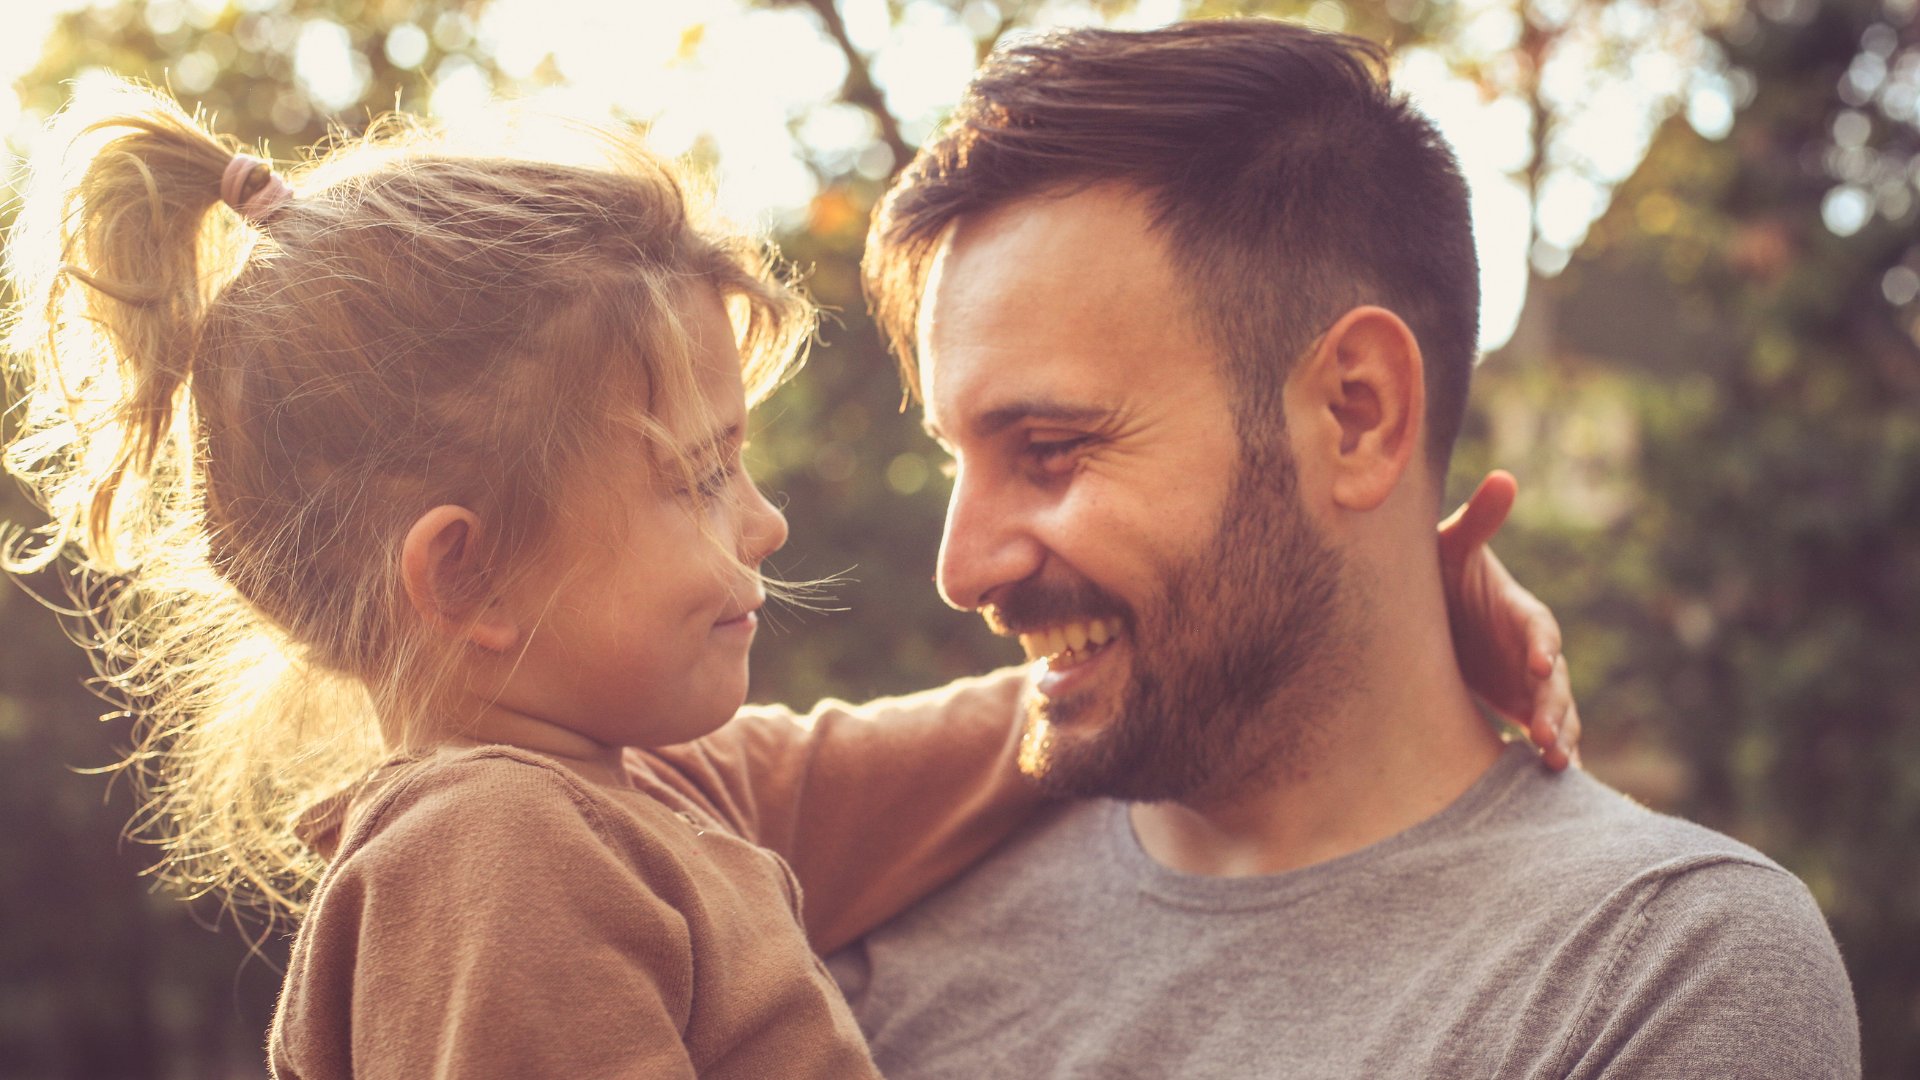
[
  {"left": 3, "top": 82, "right": 328, "bottom": 917},
  {"left": 6, "top": 80, "right": 255, "bottom": 567}
]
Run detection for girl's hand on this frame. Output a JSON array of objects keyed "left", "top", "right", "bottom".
[{"left": 1437, "top": 470, "right": 1581, "bottom": 771}]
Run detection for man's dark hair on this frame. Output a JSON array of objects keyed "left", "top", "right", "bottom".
[{"left": 864, "top": 18, "right": 1480, "bottom": 470}]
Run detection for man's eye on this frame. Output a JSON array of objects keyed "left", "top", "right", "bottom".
[{"left": 1027, "top": 436, "right": 1089, "bottom": 467}]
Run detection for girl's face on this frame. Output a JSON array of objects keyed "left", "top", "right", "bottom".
[{"left": 497, "top": 288, "right": 788, "bottom": 751}]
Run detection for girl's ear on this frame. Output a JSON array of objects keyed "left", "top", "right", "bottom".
[{"left": 399, "top": 505, "right": 519, "bottom": 653}]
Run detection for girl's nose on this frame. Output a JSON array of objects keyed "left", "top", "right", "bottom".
[{"left": 740, "top": 480, "right": 788, "bottom": 566}]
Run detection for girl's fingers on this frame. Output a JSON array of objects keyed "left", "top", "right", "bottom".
[
  {"left": 1560, "top": 695, "right": 1584, "bottom": 770},
  {"left": 1528, "top": 654, "right": 1578, "bottom": 772},
  {"left": 1527, "top": 607, "right": 1562, "bottom": 680},
  {"left": 1438, "top": 470, "right": 1517, "bottom": 559}
]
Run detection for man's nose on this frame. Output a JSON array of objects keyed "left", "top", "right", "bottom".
[{"left": 936, "top": 468, "right": 1043, "bottom": 611}]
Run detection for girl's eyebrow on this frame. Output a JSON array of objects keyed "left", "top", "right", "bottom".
[{"left": 687, "top": 422, "right": 743, "bottom": 459}]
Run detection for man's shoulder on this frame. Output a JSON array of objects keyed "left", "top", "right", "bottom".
[
  {"left": 1467, "top": 752, "right": 1789, "bottom": 886},
  {"left": 1527, "top": 758, "right": 1840, "bottom": 935},
  {"left": 1386, "top": 755, "right": 1859, "bottom": 1076},
  {"left": 1521, "top": 772, "right": 1859, "bottom": 1076},
  {"left": 1422, "top": 751, "right": 1844, "bottom": 973}
]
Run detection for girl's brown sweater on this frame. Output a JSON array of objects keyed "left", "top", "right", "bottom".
[{"left": 269, "top": 669, "right": 1037, "bottom": 1078}]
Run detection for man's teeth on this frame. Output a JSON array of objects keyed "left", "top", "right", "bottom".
[{"left": 1018, "top": 618, "right": 1123, "bottom": 664}]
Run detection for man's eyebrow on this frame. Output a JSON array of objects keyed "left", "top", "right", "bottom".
[{"left": 923, "top": 401, "right": 1114, "bottom": 443}]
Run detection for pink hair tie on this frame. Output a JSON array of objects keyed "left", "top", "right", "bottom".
[{"left": 220, "top": 153, "right": 293, "bottom": 225}]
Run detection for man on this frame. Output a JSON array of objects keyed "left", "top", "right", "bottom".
[{"left": 827, "top": 19, "right": 1859, "bottom": 1078}]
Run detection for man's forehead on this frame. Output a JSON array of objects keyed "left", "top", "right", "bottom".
[
  {"left": 915, "top": 189, "right": 1207, "bottom": 436},
  {"left": 912, "top": 223, "right": 959, "bottom": 387},
  {"left": 926, "top": 188, "right": 1176, "bottom": 319}
]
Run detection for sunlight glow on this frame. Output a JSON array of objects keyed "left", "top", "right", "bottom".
[
  {"left": 472, "top": 0, "right": 843, "bottom": 224},
  {"left": 0, "top": 91, "right": 18, "bottom": 179},
  {"left": 1394, "top": 48, "right": 1531, "bottom": 353},
  {"left": 843, "top": 0, "right": 893, "bottom": 53},
  {"left": 1121, "top": 0, "right": 1187, "bottom": 29},
  {"left": 294, "top": 19, "right": 369, "bottom": 113},
  {"left": 384, "top": 23, "right": 430, "bottom": 70},
  {"left": 428, "top": 58, "right": 491, "bottom": 127},
  {"left": 0, "top": 0, "right": 1723, "bottom": 356},
  {"left": 1687, "top": 80, "right": 1735, "bottom": 140},
  {"left": 465, "top": 0, "right": 1626, "bottom": 353},
  {"left": 872, "top": 4, "right": 979, "bottom": 123},
  {"left": 1, "top": 0, "right": 87, "bottom": 196}
]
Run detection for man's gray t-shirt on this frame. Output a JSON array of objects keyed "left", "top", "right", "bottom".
[{"left": 827, "top": 743, "right": 1858, "bottom": 1078}]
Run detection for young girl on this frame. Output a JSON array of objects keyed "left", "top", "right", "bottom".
[{"left": 3, "top": 80, "right": 1573, "bottom": 1077}]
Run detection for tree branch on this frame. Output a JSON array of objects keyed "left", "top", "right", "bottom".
[{"left": 789, "top": 0, "right": 916, "bottom": 174}]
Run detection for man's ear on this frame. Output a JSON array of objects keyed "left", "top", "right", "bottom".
[
  {"left": 1294, "top": 305, "right": 1424, "bottom": 513},
  {"left": 399, "top": 505, "right": 519, "bottom": 653}
]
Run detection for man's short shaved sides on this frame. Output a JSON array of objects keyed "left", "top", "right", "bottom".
[{"left": 865, "top": 19, "right": 1480, "bottom": 471}]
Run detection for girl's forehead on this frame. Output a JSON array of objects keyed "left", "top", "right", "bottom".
[
  {"left": 680, "top": 293, "right": 753, "bottom": 428},
  {"left": 608, "top": 352, "right": 749, "bottom": 459}
]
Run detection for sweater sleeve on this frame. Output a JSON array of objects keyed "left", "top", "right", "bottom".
[
  {"left": 630, "top": 667, "right": 1048, "bottom": 954},
  {"left": 1568, "top": 860, "right": 1860, "bottom": 1079},
  {"left": 270, "top": 756, "right": 700, "bottom": 1080}
]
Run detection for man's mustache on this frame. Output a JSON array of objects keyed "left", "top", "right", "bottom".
[{"left": 981, "top": 577, "right": 1132, "bottom": 637}]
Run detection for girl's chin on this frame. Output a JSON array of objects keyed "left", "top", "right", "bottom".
[{"left": 649, "top": 694, "right": 749, "bottom": 747}]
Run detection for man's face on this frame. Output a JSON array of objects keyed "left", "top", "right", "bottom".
[{"left": 918, "top": 186, "right": 1347, "bottom": 802}]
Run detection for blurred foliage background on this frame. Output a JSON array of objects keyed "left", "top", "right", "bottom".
[{"left": 0, "top": 0, "right": 1915, "bottom": 1076}]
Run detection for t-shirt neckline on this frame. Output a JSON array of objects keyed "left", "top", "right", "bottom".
[{"left": 1102, "top": 741, "right": 1540, "bottom": 912}]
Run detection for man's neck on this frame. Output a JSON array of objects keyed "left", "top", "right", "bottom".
[{"left": 1126, "top": 620, "right": 1503, "bottom": 878}]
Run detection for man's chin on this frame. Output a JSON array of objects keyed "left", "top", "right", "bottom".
[
  {"left": 1017, "top": 693, "right": 1098, "bottom": 784},
  {"left": 1016, "top": 683, "right": 1257, "bottom": 803},
  {"left": 1015, "top": 692, "right": 1161, "bottom": 800},
  {"left": 1017, "top": 725, "right": 1099, "bottom": 797}
]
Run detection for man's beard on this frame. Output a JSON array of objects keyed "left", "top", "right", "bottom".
[{"left": 990, "top": 445, "right": 1346, "bottom": 803}]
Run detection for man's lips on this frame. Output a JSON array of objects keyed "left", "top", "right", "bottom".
[{"left": 1015, "top": 616, "right": 1124, "bottom": 667}]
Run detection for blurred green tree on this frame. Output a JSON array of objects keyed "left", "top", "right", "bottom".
[{"left": 1456, "top": 2, "right": 1920, "bottom": 1074}]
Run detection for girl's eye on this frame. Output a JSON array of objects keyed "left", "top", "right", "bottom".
[
  {"left": 693, "top": 461, "right": 736, "bottom": 499},
  {"left": 689, "top": 441, "right": 748, "bottom": 500}
]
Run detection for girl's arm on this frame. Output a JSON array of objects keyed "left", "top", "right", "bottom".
[
  {"left": 635, "top": 472, "right": 1579, "bottom": 955},
  {"left": 633, "top": 668, "right": 1039, "bottom": 955}
]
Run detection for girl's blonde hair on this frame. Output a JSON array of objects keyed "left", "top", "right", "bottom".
[{"left": 2, "top": 79, "right": 812, "bottom": 917}]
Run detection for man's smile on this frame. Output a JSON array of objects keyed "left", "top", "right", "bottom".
[{"left": 1017, "top": 616, "right": 1125, "bottom": 668}]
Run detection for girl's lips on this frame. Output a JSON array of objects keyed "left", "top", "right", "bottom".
[
  {"left": 716, "top": 592, "right": 766, "bottom": 628},
  {"left": 714, "top": 609, "right": 758, "bottom": 633}
]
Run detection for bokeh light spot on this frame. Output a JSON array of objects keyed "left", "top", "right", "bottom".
[
  {"left": 1821, "top": 185, "right": 1872, "bottom": 237},
  {"left": 385, "top": 23, "right": 430, "bottom": 70}
]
